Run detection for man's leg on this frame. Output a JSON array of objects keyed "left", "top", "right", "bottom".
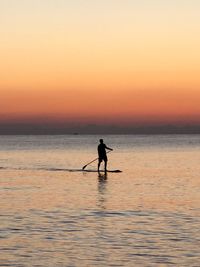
[
  {"left": 104, "top": 159, "right": 107, "bottom": 173},
  {"left": 98, "top": 159, "right": 101, "bottom": 172}
]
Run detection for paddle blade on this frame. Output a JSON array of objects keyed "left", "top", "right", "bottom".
[{"left": 82, "top": 165, "right": 87, "bottom": 170}]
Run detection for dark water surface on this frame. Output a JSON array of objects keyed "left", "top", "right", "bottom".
[{"left": 0, "top": 135, "right": 200, "bottom": 266}]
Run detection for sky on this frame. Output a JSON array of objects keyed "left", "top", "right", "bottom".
[{"left": 0, "top": 0, "right": 200, "bottom": 129}]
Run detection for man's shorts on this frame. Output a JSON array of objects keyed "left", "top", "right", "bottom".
[{"left": 99, "top": 155, "right": 108, "bottom": 162}]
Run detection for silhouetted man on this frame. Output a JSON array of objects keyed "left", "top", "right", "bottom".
[{"left": 98, "top": 139, "right": 113, "bottom": 173}]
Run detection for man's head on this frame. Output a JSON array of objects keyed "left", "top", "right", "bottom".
[{"left": 99, "top": 139, "right": 103, "bottom": 144}]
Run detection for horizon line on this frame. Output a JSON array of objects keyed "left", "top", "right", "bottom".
[{"left": 0, "top": 123, "right": 199, "bottom": 135}]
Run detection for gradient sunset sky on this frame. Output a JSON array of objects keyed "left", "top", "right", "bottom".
[{"left": 1, "top": 0, "right": 200, "bottom": 127}]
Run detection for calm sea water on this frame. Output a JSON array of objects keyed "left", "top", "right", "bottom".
[{"left": 0, "top": 135, "right": 200, "bottom": 266}]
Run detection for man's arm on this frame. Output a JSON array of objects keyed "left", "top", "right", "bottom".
[{"left": 105, "top": 145, "right": 113, "bottom": 151}]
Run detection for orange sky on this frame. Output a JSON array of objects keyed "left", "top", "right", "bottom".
[
  {"left": 1, "top": 88, "right": 199, "bottom": 125},
  {"left": 0, "top": 1, "right": 200, "bottom": 126}
]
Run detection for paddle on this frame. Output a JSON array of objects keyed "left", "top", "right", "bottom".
[{"left": 82, "top": 150, "right": 112, "bottom": 170}]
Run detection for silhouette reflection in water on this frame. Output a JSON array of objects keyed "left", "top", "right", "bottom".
[{"left": 97, "top": 173, "right": 108, "bottom": 210}]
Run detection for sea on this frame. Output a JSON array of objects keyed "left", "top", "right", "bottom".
[{"left": 0, "top": 134, "right": 200, "bottom": 266}]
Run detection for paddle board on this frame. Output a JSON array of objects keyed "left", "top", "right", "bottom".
[{"left": 48, "top": 168, "right": 122, "bottom": 173}]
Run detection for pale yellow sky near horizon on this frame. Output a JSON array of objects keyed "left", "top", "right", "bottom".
[{"left": 0, "top": 0, "right": 200, "bottom": 124}]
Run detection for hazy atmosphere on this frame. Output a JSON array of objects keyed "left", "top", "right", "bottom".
[
  {"left": 1, "top": 0, "right": 200, "bottom": 133},
  {"left": 1, "top": 2, "right": 200, "bottom": 266}
]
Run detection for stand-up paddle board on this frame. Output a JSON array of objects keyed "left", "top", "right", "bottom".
[{"left": 47, "top": 168, "right": 122, "bottom": 173}]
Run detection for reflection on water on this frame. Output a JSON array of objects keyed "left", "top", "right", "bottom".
[
  {"left": 0, "top": 135, "right": 200, "bottom": 266},
  {"left": 97, "top": 173, "right": 108, "bottom": 210}
]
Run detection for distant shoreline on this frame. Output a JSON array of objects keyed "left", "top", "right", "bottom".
[
  {"left": 0, "top": 132, "right": 200, "bottom": 135},
  {"left": 0, "top": 124, "right": 200, "bottom": 135}
]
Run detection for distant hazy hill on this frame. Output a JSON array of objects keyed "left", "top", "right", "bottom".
[{"left": 0, "top": 122, "right": 200, "bottom": 135}]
